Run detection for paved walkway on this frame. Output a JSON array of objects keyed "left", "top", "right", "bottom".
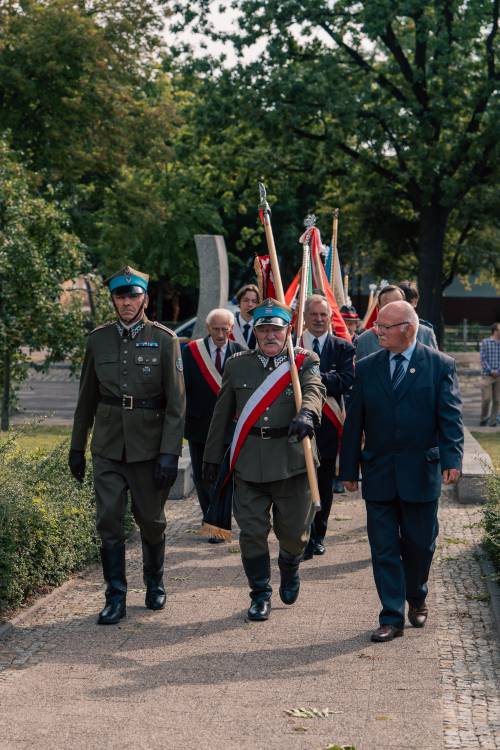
[{"left": 0, "top": 487, "right": 498, "bottom": 750}]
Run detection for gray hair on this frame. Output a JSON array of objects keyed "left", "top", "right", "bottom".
[
  {"left": 304, "top": 294, "right": 330, "bottom": 314},
  {"left": 206, "top": 308, "right": 235, "bottom": 326}
]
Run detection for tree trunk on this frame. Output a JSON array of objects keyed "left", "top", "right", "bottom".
[
  {"left": 1, "top": 348, "right": 11, "bottom": 431},
  {"left": 417, "top": 205, "right": 449, "bottom": 348}
]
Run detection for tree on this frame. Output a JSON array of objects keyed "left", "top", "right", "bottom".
[
  {"left": 0, "top": 140, "right": 85, "bottom": 429},
  {"left": 172, "top": 0, "right": 500, "bottom": 338},
  {"left": 0, "top": 0, "right": 171, "bottom": 253}
]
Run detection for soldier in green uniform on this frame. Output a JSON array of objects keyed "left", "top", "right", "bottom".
[
  {"left": 68, "top": 266, "right": 185, "bottom": 625},
  {"left": 203, "top": 299, "right": 325, "bottom": 621}
]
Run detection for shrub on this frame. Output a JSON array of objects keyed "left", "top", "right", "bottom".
[
  {"left": 0, "top": 437, "right": 99, "bottom": 612},
  {"left": 482, "top": 470, "right": 500, "bottom": 583}
]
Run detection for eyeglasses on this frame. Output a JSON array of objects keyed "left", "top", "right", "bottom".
[{"left": 373, "top": 321, "right": 410, "bottom": 332}]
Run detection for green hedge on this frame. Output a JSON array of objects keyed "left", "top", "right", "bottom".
[
  {"left": 483, "top": 470, "right": 500, "bottom": 583},
  {"left": 0, "top": 437, "right": 99, "bottom": 613}
]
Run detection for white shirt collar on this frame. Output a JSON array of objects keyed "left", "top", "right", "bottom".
[
  {"left": 208, "top": 337, "right": 228, "bottom": 357},
  {"left": 303, "top": 329, "right": 328, "bottom": 351}
]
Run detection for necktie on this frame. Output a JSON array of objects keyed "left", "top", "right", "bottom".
[
  {"left": 391, "top": 353, "right": 406, "bottom": 389},
  {"left": 215, "top": 347, "right": 223, "bottom": 375},
  {"left": 243, "top": 323, "right": 251, "bottom": 343},
  {"left": 312, "top": 338, "right": 321, "bottom": 357}
]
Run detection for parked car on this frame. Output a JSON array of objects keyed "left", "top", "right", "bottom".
[{"left": 174, "top": 316, "right": 196, "bottom": 347}]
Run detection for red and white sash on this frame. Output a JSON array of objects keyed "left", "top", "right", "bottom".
[
  {"left": 229, "top": 313, "right": 250, "bottom": 350},
  {"left": 187, "top": 339, "right": 221, "bottom": 395},
  {"left": 299, "top": 332, "right": 344, "bottom": 434},
  {"left": 229, "top": 353, "right": 307, "bottom": 474}
]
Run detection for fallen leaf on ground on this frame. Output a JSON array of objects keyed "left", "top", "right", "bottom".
[{"left": 285, "top": 707, "right": 337, "bottom": 719}]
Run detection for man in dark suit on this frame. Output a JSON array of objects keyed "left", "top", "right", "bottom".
[
  {"left": 340, "top": 301, "right": 463, "bottom": 642},
  {"left": 300, "top": 294, "right": 355, "bottom": 559},
  {"left": 182, "top": 308, "right": 242, "bottom": 537}
]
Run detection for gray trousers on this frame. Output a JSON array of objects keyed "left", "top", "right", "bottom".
[
  {"left": 234, "top": 473, "right": 315, "bottom": 559},
  {"left": 92, "top": 454, "right": 169, "bottom": 548}
]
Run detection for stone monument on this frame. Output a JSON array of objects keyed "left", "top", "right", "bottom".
[{"left": 192, "top": 235, "right": 229, "bottom": 339}]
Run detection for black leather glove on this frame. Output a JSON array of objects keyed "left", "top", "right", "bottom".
[
  {"left": 288, "top": 409, "right": 315, "bottom": 442},
  {"left": 68, "top": 449, "right": 86, "bottom": 483},
  {"left": 202, "top": 462, "right": 220, "bottom": 485},
  {"left": 154, "top": 453, "right": 179, "bottom": 490}
]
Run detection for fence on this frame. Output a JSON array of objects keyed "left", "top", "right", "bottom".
[{"left": 443, "top": 321, "right": 491, "bottom": 352}]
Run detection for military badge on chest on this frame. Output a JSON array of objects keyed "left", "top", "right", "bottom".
[{"left": 134, "top": 352, "right": 159, "bottom": 376}]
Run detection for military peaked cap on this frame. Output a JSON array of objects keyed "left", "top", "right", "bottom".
[
  {"left": 253, "top": 298, "right": 292, "bottom": 328},
  {"left": 105, "top": 265, "right": 149, "bottom": 295}
]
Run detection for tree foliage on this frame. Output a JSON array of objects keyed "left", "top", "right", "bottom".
[
  {"left": 171, "top": 0, "right": 500, "bottom": 335},
  {"left": 0, "top": 139, "right": 85, "bottom": 428}
]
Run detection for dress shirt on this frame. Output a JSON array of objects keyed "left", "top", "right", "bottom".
[
  {"left": 302, "top": 330, "right": 329, "bottom": 355},
  {"left": 389, "top": 341, "right": 417, "bottom": 379},
  {"left": 208, "top": 338, "right": 228, "bottom": 365}
]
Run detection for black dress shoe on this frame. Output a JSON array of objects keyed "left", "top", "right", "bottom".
[
  {"left": 247, "top": 599, "right": 271, "bottom": 621},
  {"left": 312, "top": 540, "right": 326, "bottom": 555},
  {"left": 370, "top": 624, "right": 404, "bottom": 642},
  {"left": 408, "top": 604, "right": 428, "bottom": 628},
  {"left": 98, "top": 598, "right": 126, "bottom": 625}
]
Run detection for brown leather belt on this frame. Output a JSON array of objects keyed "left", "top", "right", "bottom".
[
  {"left": 100, "top": 395, "right": 165, "bottom": 410},
  {"left": 248, "top": 426, "right": 289, "bottom": 439}
]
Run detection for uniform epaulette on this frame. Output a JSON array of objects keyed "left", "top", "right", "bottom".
[
  {"left": 152, "top": 321, "right": 176, "bottom": 337},
  {"left": 231, "top": 349, "right": 254, "bottom": 358},
  {"left": 89, "top": 321, "right": 114, "bottom": 335}
]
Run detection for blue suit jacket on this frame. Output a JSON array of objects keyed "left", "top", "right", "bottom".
[
  {"left": 340, "top": 342, "right": 463, "bottom": 502},
  {"left": 316, "top": 333, "right": 355, "bottom": 460}
]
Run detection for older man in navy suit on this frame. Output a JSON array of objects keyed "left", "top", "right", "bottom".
[
  {"left": 182, "top": 309, "right": 242, "bottom": 534},
  {"left": 300, "top": 294, "right": 355, "bottom": 559},
  {"left": 340, "top": 301, "right": 463, "bottom": 643}
]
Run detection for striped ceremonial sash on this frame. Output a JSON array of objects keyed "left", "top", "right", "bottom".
[
  {"left": 323, "top": 397, "right": 344, "bottom": 435},
  {"left": 187, "top": 339, "right": 221, "bottom": 395},
  {"left": 229, "top": 353, "right": 307, "bottom": 474},
  {"left": 229, "top": 313, "right": 250, "bottom": 350},
  {"left": 299, "top": 334, "right": 344, "bottom": 434}
]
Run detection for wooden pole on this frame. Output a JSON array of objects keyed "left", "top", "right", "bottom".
[{"left": 258, "top": 184, "right": 321, "bottom": 508}]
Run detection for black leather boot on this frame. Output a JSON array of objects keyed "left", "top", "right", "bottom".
[
  {"left": 142, "top": 536, "right": 166, "bottom": 611},
  {"left": 242, "top": 554, "right": 272, "bottom": 621},
  {"left": 278, "top": 549, "right": 302, "bottom": 605},
  {"left": 98, "top": 545, "right": 127, "bottom": 625}
]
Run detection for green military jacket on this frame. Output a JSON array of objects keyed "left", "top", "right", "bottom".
[
  {"left": 70, "top": 316, "right": 185, "bottom": 462},
  {"left": 204, "top": 347, "right": 325, "bottom": 482}
]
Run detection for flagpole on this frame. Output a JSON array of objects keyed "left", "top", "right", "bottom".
[
  {"left": 295, "top": 238, "right": 310, "bottom": 340},
  {"left": 331, "top": 208, "right": 339, "bottom": 289},
  {"left": 258, "top": 183, "right": 321, "bottom": 509}
]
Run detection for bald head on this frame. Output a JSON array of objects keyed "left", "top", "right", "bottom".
[{"left": 375, "top": 301, "right": 418, "bottom": 352}]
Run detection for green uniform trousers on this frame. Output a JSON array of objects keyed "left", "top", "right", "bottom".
[
  {"left": 92, "top": 454, "right": 169, "bottom": 548},
  {"left": 234, "top": 473, "right": 315, "bottom": 559}
]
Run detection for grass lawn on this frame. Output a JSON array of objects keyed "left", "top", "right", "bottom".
[
  {"left": 0, "top": 424, "right": 71, "bottom": 453},
  {"left": 471, "top": 431, "right": 500, "bottom": 469}
]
